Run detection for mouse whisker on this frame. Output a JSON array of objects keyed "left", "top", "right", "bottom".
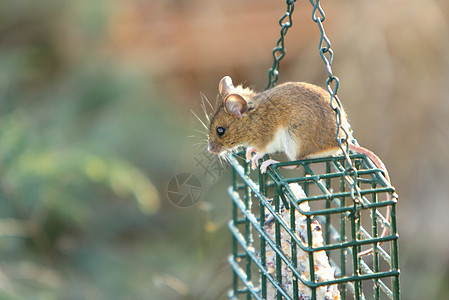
[
  {"left": 193, "top": 144, "right": 207, "bottom": 153},
  {"left": 201, "top": 105, "right": 210, "bottom": 123},
  {"left": 218, "top": 155, "right": 230, "bottom": 169},
  {"left": 191, "top": 110, "right": 209, "bottom": 130},
  {"left": 192, "top": 129, "right": 208, "bottom": 137},
  {"left": 200, "top": 98, "right": 210, "bottom": 123},
  {"left": 222, "top": 153, "right": 233, "bottom": 166},
  {"left": 192, "top": 140, "right": 206, "bottom": 146},
  {"left": 214, "top": 94, "right": 221, "bottom": 110},
  {"left": 200, "top": 92, "right": 214, "bottom": 111},
  {"left": 192, "top": 141, "right": 208, "bottom": 148}
]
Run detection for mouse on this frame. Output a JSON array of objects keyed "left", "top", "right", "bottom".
[{"left": 206, "top": 75, "right": 395, "bottom": 256}]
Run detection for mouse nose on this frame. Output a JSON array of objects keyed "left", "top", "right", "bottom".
[
  {"left": 208, "top": 144, "right": 215, "bottom": 153},
  {"left": 208, "top": 141, "right": 220, "bottom": 154}
]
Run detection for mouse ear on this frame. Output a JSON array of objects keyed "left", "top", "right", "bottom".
[
  {"left": 219, "top": 76, "right": 235, "bottom": 97},
  {"left": 224, "top": 94, "right": 247, "bottom": 117}
]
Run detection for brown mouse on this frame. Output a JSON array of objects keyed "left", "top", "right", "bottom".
[{"left": 207, "top": 75, "right": 394, "bottom": 256}]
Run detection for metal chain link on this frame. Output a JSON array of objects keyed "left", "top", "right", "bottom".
[
  {"left": 266, "top": 0, "right": 361, "bottom": 204},
  {"left": 309, "top": 0, "right": 362, "bottom": 203},
  {"left": 266, "top": 0, "right": 297, "bottom": 90}
]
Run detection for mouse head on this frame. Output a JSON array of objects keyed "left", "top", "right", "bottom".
[{"left": 207, "top": 76, "right": 253, "bottom": 155}]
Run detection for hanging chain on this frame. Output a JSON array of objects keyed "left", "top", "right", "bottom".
[
  {"left": 266, "top": 0, "right": 361, "bottom": 203},
  {"left": 309, "top": 0, "right": 361, "bottom": 203},
  {"left": 266, "top": 0, "right": 297, "bottom": 90}
]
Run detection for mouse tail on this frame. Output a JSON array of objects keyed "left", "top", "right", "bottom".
[
  {"left": 348, "top": 143, "right": 390, "bottom": 183},
  {"left": 348, "top": 143, "right": 392, "bottom": 257}
]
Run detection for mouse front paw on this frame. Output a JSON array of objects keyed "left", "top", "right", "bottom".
[
  {"left": 250, "top": 152, "right": 264, "bottom": 170},
  {"left": 260, "top": 159, "right": 280, "bottom": 173},
  {"left": 245, "top": 147, "right": 258, "bottom": 162},
  {"left": 245, "top": 147, "right": 264, "bottom": 170}
]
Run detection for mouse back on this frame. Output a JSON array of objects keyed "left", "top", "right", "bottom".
[
  {"left": 246, "top": 81, "right": 351, "bottom": 159},
  {"left": 207, "top": 76, "right": 352, "bottom": 159}
]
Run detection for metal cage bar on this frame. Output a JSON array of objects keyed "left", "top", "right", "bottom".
[{"left": 227, "top": 151, "right": 400, "bottom": 299}]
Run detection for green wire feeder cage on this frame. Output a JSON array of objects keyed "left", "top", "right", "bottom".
[{"left": 225, "top": 1, "right": 400, "bottom": 299}]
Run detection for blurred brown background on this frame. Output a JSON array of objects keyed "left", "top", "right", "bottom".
[{"left": 0, "top": 0, "right": 448, "bottom": 299}]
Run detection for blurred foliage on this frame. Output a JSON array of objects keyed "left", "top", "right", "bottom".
[
  {"left": 0, "top": 1, "right": 180, "bottom": 299},
  {"left": 0, "top": 0, "right": 234, "bottom": 299}
]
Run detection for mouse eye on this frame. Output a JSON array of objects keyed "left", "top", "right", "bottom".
[{"left": 216, "top": 126, "right": 226, "bottom": 137}]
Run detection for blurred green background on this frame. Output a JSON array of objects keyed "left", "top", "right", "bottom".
[{"left": 0, "top": 0, "right": 448, "bottom": 299}]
